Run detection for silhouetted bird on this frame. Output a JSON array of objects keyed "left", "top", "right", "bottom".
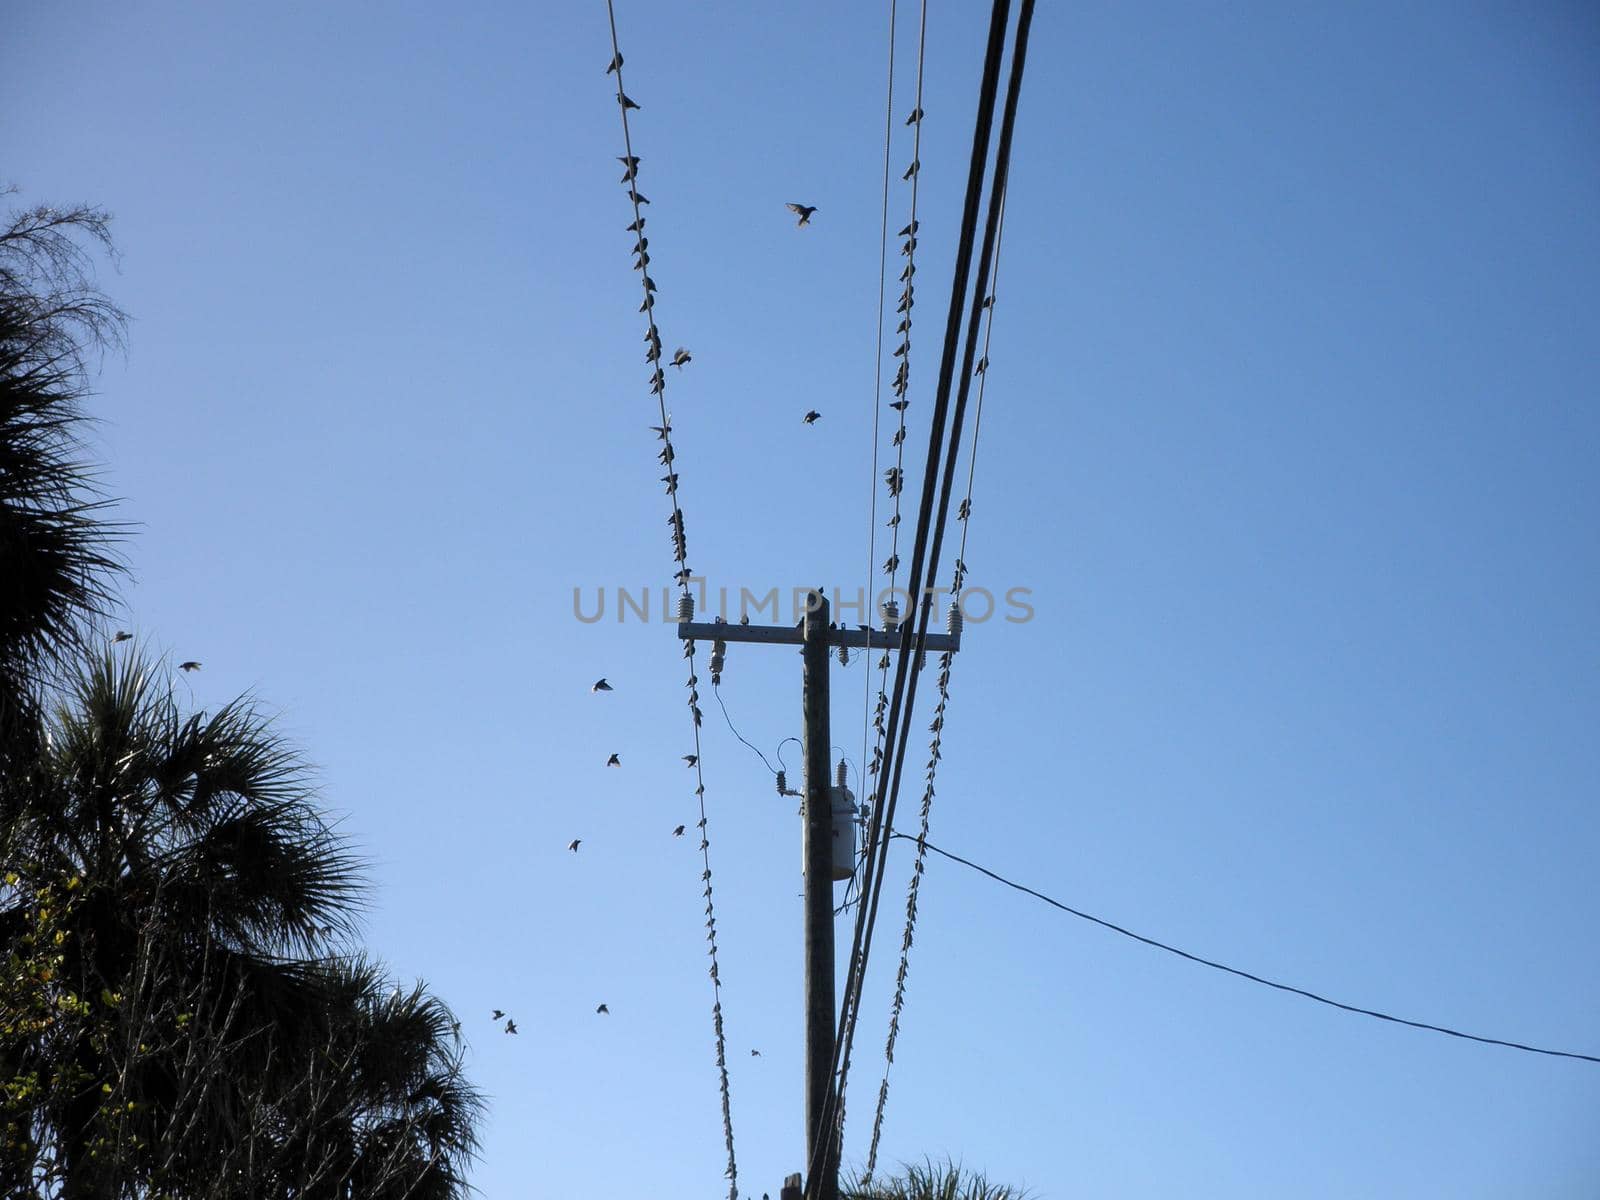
[
  {"left": 786, "top": 203, "right": 817, "bottom": 227},
  {"left": 671, "top": 347, "right": 691, "bottom": 368},
  {"left": 617, "top": 91, "right": 640, "bottom": 111},
  {"left": 982, "top": 294, "right": 995, "bottom": 309},
  {"left": 683, "top": 754, "right": 698, "bottom": 766},
  {"left": 650, "top": 423, "right": 671, "bottom": 439},
  {"left": 504, "top": 1019, "right": 518, "bottom": 1034},
  {"left": 891, "top": 398, "right": 910, "bottom": 411},
  {"left": 628, "top": 190, "right": 649, "bottom": 205},
  {"left": 618, "top": 155, "right": 640, "bottom": 182},
  {"left": 626, "top": 216, "right": 645, "bottom": 232},
  {"left": 898, "top": 220, "right": 919, "bottom": 237},
  {"left": 606, "top": 51, "right": 623, "bottom": 75},
  {"left": 803, "top": 410, "right": 821, "bottom": 424},
  {"left": 902, "top": 160, "right": 920, "bottom": 181},
  {"left": 607, "top": 753, "right": 621, "bottom": 767},
  {"left": 673, "top": 824, "right": 686, "bottom": 837},
  {"left": 905, "top": 106, "right": 924, "bottom": 125},
  {"left": 178, "top": 661, "right": 201, "bottom": 672},
  {"left": 492, "top": 1009, "right": 506, "bottom": 1020},
  {"left": 750, "top": 1049, "right": 762, "bottom": 1057},
  {"left": 567, "top": 839, "right": 581, "bottom": 852},
  {"left": 592, "top": 678, "right": 613, "bottom": 692},
  {"left": 596, "top": 1004, "right": 610, "bottom": 1015}
]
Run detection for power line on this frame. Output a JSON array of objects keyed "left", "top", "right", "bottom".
[
  {"left": 819, "top": 1, "right": 1030, "bottom": 1186},
  {"left": 863, "top": 178, "right": 1013, "bottom": 1183},
  {"left": 897, "top": 833, "right": 1600, "bottom": 1066},
  {"left": 602, "top": 6, "right": 738, "bottom": 1195}
]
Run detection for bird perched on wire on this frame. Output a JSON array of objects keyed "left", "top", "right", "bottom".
[
  {"left": 803, "top": 410, "right": 821, "bottom": 425},
  {"left": 898, "top": 220, "right": 919, "bottom": 237},
  {"left": 606, "top": 51, "right": 623, "bottom": 75},
  {"left": 178, "top": 661, "right": 201, "bottom": 672},
  {"left": 596, "top": 1003, "right": 610, "bottom": 1015},
  {"left": 606, "top": 753, "right": 621, "bottom": 768},
  {"left": 671, "top": 347, "right": 691, "bottom": 369},
  {"left": 592, "top": 678, "right": 613, "bottom": 692},
  {"left": 905, "top": 105, "right": 924, "bottom": 125},
  {"left": 504, "top": 1019, "right": 518, "bottom": 1035},
  {"left": 786, "top": 203, "right": 817, "bottom": 227},
  {"left": 617, "top": 91, "right": 639, "bottom": 111},
  {"left": 567, "top": 839, "right": 581, "bottom": 852},
  {"left": 673, "top": 824, "right": 686, "bottom": 837},
  {"left": 618, "top": 155, "right": 640, "bottom": 182}
]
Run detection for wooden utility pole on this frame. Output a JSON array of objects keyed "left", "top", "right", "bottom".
[
  {"left": 801, "top": 596, "right": 837, "bottom": 1200},
  {"left": 675, "top": 590, "right": 961, "bottom": 1200}
]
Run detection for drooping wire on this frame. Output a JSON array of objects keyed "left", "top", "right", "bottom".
[
  {"left": 714, "top": 682, "right": 780, "bottom": 777},
  {"left": 602, "top": 6, "right": 736, "bottom": 1195},
  {"left": 864, "top": 180, "right": 1010, "bottom": 1182},
  {"left": 822, "top": 4, "right": 1035, "bottom": 1188},
  {"left": 894, "top": 833, "right": 1600, "bottom": 1066}
]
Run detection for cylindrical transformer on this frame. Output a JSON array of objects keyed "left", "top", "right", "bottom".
[{"left": 802, "top": 778, "right": 858, "bottom": 882}]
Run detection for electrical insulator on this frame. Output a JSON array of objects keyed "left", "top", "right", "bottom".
[
  {"left": 947, "top": 600, "right": 963, "bottom": 638},
  {"left": 710, "top": 638, "right": 727, "bottom": 685},
  {"left": 775, "top": 769, "right": 787, "bottom": 797},
  {"left": 837, "top": 644, "right": 849, "bottom": 667},
  {"left": 676, "top": 592, "right": 694, "bottom": 623},
  {"left": 881, "top": 598, "right": 900, "bottom": 632},
  {"left": 836, "top": 760, "right": 848, "bottom": 788}
]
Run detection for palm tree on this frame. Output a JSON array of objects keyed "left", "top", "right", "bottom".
[
  {"left": 1, "top": 648, "right": 481, "bottom": 1198},
  {"left": 843, "top": 1158, "right": 1032, "bottom": 1200},
  {"left": 0, "top": 194, "right": 127, "bottom": 752}
]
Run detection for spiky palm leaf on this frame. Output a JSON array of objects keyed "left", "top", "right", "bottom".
[{"left": 844, "top": 1157, "right": 1031, "bottom": 1200}]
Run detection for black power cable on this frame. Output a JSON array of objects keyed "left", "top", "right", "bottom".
[{"left": 898, "top": 833, "right": 1600, "bottom": 1066}]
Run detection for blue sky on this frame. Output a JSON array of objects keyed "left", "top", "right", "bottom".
[{"left": 5, "top": 1, "right": 1599, "bottom": 1196}]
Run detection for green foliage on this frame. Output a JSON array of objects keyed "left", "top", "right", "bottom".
[
  {"left": 0, "top": 193, "right": 483, "bottom": 1199},
  {"left": 844, "top": 1157, "right": 1033, "bottom": 1200}
]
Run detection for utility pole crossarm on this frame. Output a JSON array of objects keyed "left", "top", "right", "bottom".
[{"left": 676, "top": 621, "right": 961, "bottom": 653}]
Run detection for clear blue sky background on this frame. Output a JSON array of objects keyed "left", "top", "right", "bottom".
[{"left": 5, "top": 2, "right": 1599, "bottom": 1196}]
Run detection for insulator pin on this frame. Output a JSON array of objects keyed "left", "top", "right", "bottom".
[{"left": 710, "top": 638, "right": 727, "bottom": 685}]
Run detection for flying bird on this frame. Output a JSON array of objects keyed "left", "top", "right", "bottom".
[
  {"left": 750, "top": 1049, "right": 762, "bottom": 1057},
  {"left": 492, "top": 1009, "right": 506, "bottom": 1020},
  {"left": 683, "top": 754, "right": 698, "bottom": 766},
  {"left": 112, "top": 631, "right": 132, "bottom": 643},
  {"left": 504, "top": 1019, "right": 518, "bottom": 1035},
  {"left": 673, "top": 824, "right": 686, "bottom": 837},
  {"left": 606, "top": 51, "right": 623, "bottom": 75},
  {"left": 178, "top": 661, "right": 201, "bottom": 672},
  {"left": 786, "top": 203, "right": 817, "bottom": 227},
  {"left": 567, "top": 839, "right": 582, "bottom": 852},
  {"left": 606, "top": 753, "right": 621, "bottom": 767},
  {"left": 596, "top": 1003, "right": 610, "bottom": 1015},
  {"left": 592, "top": 678, "right": 613, "bottom": 692},
  {"left": 803, "top": 410, "right": 821, "bottom": 425},
  {"left": 671, "top": 347, "right": 691, "bottom": 369}
]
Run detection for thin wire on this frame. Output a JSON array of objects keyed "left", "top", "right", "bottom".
[
  {"left": 603, "top": 6, "right": 737, "bottom": 1194},
  {"left": 864, "top": 182, "right": 1010, "bottom": 1179},
  {"left": 714, "top": 683, "right": 779, "bottom": 776},
  {"left": 895, "top": 834, "right": 1600, "bottom": 1065}
]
